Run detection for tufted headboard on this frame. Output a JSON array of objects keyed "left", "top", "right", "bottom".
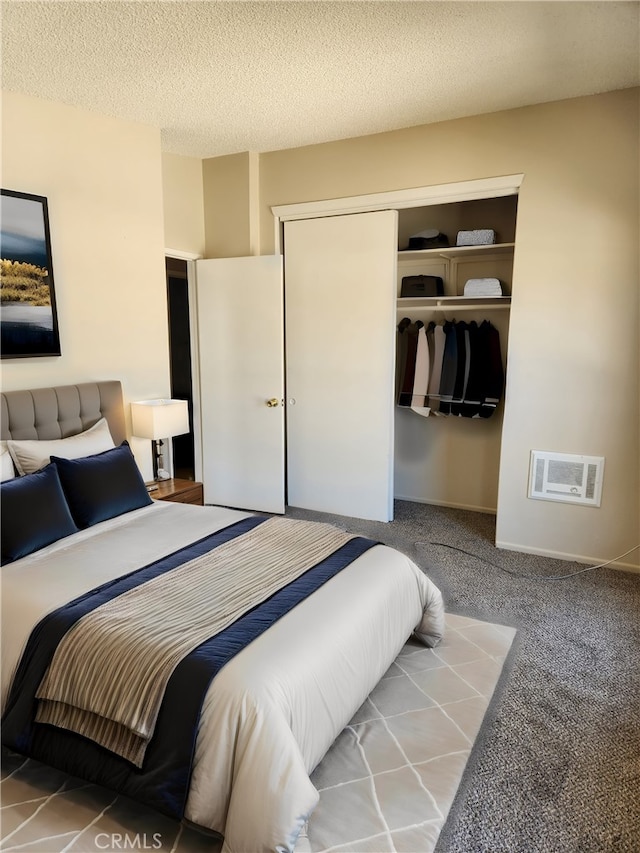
[{"left": 0, "top": 381, "right": 126, "bottom": 445}]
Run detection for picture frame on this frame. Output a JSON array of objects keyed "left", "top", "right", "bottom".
[{"left": 1, "top": 189, "right": 61, "bottom": 358}]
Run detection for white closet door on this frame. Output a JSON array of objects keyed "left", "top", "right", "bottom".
[
  {"left": 196, "top": 255, "right": 285, "bottom": 513},
  {"left": 285, "top": 211, "right": 398, "bottom": 522}
]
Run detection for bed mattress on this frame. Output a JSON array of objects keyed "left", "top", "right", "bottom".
[{"left": 1, "top": 501, "right": 444, "bottom": 853}]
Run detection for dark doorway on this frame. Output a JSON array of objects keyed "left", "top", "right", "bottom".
[{"left": 166, "top": 257, "right": 196, "bottom": 480}]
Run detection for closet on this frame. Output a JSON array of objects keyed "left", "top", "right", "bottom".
[
  {"left": 394, "top": 194, "right": 517, "bottom": 512},
  {"left": 195, "top": 176, "right": 521, "bottom": 522}
]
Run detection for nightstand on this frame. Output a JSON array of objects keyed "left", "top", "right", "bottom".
[{"left": 150, "top": 478, "right": 204, "bottom": 506}]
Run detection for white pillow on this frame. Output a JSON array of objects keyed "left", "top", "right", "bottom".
[
  {"left": 0, "top": 441, "right": 16, "bottom": 481},
  {"left": 7, "top": 418, "right": 115, "bottom": 476}
]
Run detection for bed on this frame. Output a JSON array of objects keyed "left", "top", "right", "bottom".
[{"left": 0, "top": 381, "right": 445, "bottom": 853}]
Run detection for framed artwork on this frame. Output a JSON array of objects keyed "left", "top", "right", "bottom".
[{"left": 0, "top": 189, "right": 61, "bottom": 358}]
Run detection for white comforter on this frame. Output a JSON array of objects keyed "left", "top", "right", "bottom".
[{"left": 1, "top": 502, "right": 444, "bottom": 853}]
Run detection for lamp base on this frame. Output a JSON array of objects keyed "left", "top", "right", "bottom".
[{"left": 152, "top": 438, "right": 170, "bottom": 481}]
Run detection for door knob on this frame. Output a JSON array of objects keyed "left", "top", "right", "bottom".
[{"left": 266, "top": 398, "right": 280, "bottom": 408}]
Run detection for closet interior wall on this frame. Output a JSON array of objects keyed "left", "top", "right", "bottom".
[{"left": 394, "top": 195, "right": 518, "bottom": 512}]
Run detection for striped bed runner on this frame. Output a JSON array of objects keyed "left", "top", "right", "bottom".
[{"left": 35, "top": 517, "right": 356, "bottom": 767}]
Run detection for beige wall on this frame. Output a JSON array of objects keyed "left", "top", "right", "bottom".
[
  {"left": 161, "top": 152, "right": 205, "bottom": 256},
  {"left": 208, "top": 89, "right": 639, "bottom": 568},
  {"left": 1, "top": 91, "right": 170, "bottom": 479},
  {"left": 202, "top": 152, "right": 253, "bottom": 258}
]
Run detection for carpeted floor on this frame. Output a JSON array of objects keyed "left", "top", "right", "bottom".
[{"left": 284, "top": 501, "right": 640, "bottom": 853}]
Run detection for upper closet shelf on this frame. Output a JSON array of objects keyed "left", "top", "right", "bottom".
[
  {"left": 397, "top": 296, "right": 511, "bottom": 311},
  {"left": 398, "top": 242, "right": 515, "bottom": 261}
]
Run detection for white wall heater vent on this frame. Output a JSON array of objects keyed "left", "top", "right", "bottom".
[{"left": 528, "top": 451, "right": 605, "bottom": 507}]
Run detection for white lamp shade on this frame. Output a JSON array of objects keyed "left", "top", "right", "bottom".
[{"left": 131, "top": 399, "right": 189, "bottom": 440}]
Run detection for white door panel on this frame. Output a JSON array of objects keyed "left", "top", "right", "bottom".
[
  {"left": 284, "top": 211, "right": 397, "bottom": 521},
  {"left": 196, "top": 255, "right": 284, "bottom": 513}
]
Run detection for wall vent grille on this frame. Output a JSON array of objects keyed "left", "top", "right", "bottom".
[{"left": 528, "top": 451, "right": 604, "bottom": 507}]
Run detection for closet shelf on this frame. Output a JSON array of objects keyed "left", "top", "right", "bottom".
[
  {"left": 397, "top": 296, "right": 511, "bottom": 311},
  {"left": 398, "top": 242, "right": 515, "bottom": 262}
]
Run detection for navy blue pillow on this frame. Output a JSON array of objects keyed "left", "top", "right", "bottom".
[
  {"left": 52, "top": 441, "right": 152, "bottom": 529},
  {"left": 1, "top": 463, "right": 79, "bottom": 565}
]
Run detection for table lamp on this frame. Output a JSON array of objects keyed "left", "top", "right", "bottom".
[{"left": 131, "top": 399, "right": 189, "bottom": 481}]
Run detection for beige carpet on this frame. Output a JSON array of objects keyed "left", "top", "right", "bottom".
[{"left": 1, "top": 613, "right": 515, "bottom": 853}]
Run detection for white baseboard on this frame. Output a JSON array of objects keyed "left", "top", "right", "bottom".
[
  {"left": 495, "top": 540, "right": 640, "bottom": 574},
  {"left": 394, "top": 494, "right": 497, "bottom": 515}
]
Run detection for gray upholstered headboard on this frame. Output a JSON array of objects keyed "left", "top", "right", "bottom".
[{"left": 0, "top": 381, "right": 126, "bottom": 446}]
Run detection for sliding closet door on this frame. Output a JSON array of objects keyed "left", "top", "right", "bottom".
[
  {"left": 285, "top": 211, "right": 398, "bottom": 522},
  {"left": 196, "top": 255, "right": 285, "bottom": 513}
]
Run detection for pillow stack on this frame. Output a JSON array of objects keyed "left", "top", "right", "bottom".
[{"left": 0, "top": 420, "right": 152, "bottom": 565}]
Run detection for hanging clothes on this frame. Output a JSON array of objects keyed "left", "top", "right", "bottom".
[
  {"left": 478, "top": 321, "right": 504, "bottom": 418},
  {"left": 437, "top": 321, "right": 458, "bottom": 416},
  {"left": 396, "top": 318, "right": 504, "bottom": 418},
  {"left": 397, "top": 319, "right": 424, "bottom": 406},
  {"left": 410, "top": 323, "right": 431, "bottom": 417},
  {"left": 459, "top": 321, "right": 483, "bottom": 417},
  {"left": 450, "top": 322, "right": 470, "bottom": 416},
  {"left": 427, "top": 323, "right": 446, "bottom": 413},
  {"left": 395, "top": 317, "right": 411, "bottom": 403},
  {"left": 397, "top": 319, "right": 418, "bottom": 406}
]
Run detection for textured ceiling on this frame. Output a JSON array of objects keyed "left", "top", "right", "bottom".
[{"left": 2, "top": 1, "right": 639, "bottom": 158}]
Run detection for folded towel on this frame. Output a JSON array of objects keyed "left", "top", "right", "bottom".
[{"left": 463, "top": 277, "right": 503, "bottom": 297}]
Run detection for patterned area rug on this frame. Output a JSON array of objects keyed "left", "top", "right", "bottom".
[{"left": 1, "top": 613, "right": 515, "bottom": 853}]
